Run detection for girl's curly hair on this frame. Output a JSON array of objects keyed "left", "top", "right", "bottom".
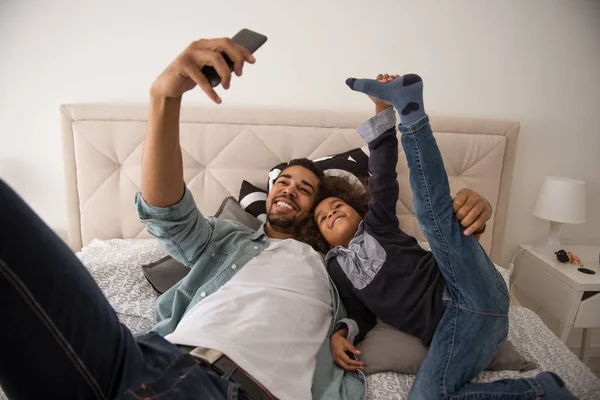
[{"left": 294, "top": 175, "right": 371, "bottom": 254}]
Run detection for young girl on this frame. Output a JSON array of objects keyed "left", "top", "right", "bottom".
[{"left": 309, "top": 74, "right": 574, "bottom": 399}]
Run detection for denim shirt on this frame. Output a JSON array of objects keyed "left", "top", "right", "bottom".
[{"left": 135, "top": 189, "right": 365, "bottom": 400}]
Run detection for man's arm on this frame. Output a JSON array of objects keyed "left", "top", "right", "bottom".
[
  {"left": 137, "top": 39, "right": 255, "bottom": 265},
  {"left": 141, "top": 38, "right": 254, "bottom": 207},
  {"left": 452, "top": 188, "right": 491, "bottom": 238},
  {"left": 142, "top": 96, "right": 185, "bottom": 207}
]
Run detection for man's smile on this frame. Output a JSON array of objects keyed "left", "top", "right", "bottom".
[{"left": 273, "top": 197, "right": 298, "bottom": 212}]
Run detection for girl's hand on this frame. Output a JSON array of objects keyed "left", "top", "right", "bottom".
[
  {"left": 371, "top": 74, "right": 399, "bottom": 114},
  {"left": 330, "top": 329, "right": 364, "bottom": 371}
]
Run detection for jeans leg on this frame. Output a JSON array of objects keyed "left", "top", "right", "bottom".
[
  {"left": 400, "top": 117, "right": 512, "bottom": 397},
  {"left": 124, "top": 333, "right": 247, "bottom": 400},
  {"left": 0, "top": 180, "right": 146, "bottom": 399},
  {"left": 399, "top": 116, "right": 509, "bottom": 314},
  {"left": 409, "top": 302, "right": 545, "bottom": 400}
]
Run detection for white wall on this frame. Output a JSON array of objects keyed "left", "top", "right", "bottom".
[{"left": 1, "top": 0, "right": 599, "bottom": 341}]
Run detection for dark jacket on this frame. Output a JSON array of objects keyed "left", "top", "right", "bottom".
[{"left": 326, "top": 110, "right": 445, "bottom": 345}]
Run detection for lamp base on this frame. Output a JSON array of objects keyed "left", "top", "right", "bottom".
[{"left": 545, "top": 221, "right": 563, "bottom": 250}]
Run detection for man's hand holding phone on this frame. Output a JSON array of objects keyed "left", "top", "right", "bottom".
[
  {"left": 143, "top": 31, "right": 265, "bottom": 207},
  {"left": 150, "top": 38, "right": 255, "bottom": 104}
]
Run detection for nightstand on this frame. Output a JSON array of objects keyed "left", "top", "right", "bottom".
[{"left": 511, "top": 245, "right": 600, "bottom": 362}]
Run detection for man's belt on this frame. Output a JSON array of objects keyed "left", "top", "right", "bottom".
[{"left": 177, "top": 345, "right": 275, "bottom": 400}]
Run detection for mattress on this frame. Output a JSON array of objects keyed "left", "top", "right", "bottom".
[{"left": 2, "top": 239, "right": 598, "bottom": 399}]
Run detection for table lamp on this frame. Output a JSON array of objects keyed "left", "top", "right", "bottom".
[{"left": 532, "top": 176, "right": 586, "bottom": 249}]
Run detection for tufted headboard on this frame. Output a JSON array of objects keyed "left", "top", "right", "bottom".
[{"left": 60, "top": 104, "right": 519, "bottom": 264}]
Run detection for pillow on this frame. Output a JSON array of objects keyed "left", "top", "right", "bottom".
[
  {"left": 239, "top": 147, "right": 370, "bottom": 219},
  {"left": 216, "top": 196, "right": 262, "bottom": 230},
  {"left": 141, "top": 256, "right": 190, "bottom": 294},
  {"left": 268, "top": 147, "right": 370, "bottom": 192},
  {"left": 357, "top": 319, "right": 537, "bottom": 375},
  {"left": 141, "top": 197, "right": 262, "bottom": 294},
  {"left": 239, "top": 180, "right": 268, "bottom": 222}
]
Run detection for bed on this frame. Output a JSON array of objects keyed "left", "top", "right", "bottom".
[{"left": 4, "top": 104, "right": 598, "bottom": 399}]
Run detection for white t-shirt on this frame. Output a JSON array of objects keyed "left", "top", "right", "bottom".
[{"left": 164, "top": 238, "right": 333, "bottom": 400}]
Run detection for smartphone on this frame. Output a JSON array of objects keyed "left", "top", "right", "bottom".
[{"left": 203, "top": 29, "right": 268, "bottom": 87}]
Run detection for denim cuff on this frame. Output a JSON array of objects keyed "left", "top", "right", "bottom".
[
  {"left": 335, "top": 318, "right": 360, "bottom": 344},
  {"left": 136, "top": 188, "right": 197, "bottom": 221},
  {"left": 357, "top": 107, "right": 396, "bottom": 143},
  {"left": 397, "top": 114, "right": 430, "bottom": 134}
]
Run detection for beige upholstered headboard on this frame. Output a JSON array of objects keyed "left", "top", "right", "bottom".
[{"left": 61, "top": 104, "right": 519, "bottom": 264}]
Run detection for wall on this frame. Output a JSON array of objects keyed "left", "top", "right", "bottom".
[{"left": 1, "top": 0, "right": 599, "bottom": 346}]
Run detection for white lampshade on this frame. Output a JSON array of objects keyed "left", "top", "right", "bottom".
[{"left": 533, "top": 176, "right": 586, "bottom": 224}]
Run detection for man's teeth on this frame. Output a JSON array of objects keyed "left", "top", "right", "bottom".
[{"left": 276, "top": 201, "right": 293, "bottom": 210}]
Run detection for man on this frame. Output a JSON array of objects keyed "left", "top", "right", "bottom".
[{"left": 0, "top": 38, "right": 491, "bottom": 400}]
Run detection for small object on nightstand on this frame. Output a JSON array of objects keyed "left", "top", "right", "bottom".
[
  {"left": 567, "top": 251, "right": 584, "bottom": 267},
  {"left": 578, "top": 268, "right": 595, "bottom": 275},
  {"left": 555, "top": 250, "right": 570, "bottom": 263},
  {"left": 532, "top": 176, "right": 586, "bottom": 249},
  {"left": 555, "top": 249, "right": 584, "bottom": 267}
]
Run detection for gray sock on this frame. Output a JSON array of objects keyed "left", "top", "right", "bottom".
[{"left": 346, "top": 74, "right": 424, "bottom": 125}]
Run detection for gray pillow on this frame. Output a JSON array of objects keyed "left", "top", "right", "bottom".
[
  {"left": 141, "top": 256, "right": 191, "bottom": 294},
  {"left": 215, "top": 196, "right": 262, "bottom": 231},
  {"left": 357, "top": 319, "right": 537, "bottom": 375},
  {"left": 141, "top": 196, "right": 262, "bottom": 294}
]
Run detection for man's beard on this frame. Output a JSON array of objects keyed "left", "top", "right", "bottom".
[
  {"left": 266, "top": 209, "right": 296, "bottom": 232},
  {"left": 267, "top": 195, "right": 302, "bottom": 233}
]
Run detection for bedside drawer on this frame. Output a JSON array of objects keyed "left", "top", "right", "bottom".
[
  {"left": 574, "top": 291, "right": 600, "bottom": 328},
  {"left": 512, "top": 253, "right": 579, "bottom": 325}
]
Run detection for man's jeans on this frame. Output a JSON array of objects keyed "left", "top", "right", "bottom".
[
  {"left": 400, "top": 116, "right": 547, "bottom": 399},
  {"left": 0, "top": 180, "right": 247, "bottom": 399}
]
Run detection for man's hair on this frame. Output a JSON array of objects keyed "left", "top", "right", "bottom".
[
  {"left": 281, "top": 158, "right": 325, "bottom": 184},
  {"left": 294, "top": 175, "right": 371, "bottom": 253}
]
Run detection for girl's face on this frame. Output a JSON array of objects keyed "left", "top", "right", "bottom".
[{"left": 314, "top": 197, "right": 363, "bottom": 248}]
